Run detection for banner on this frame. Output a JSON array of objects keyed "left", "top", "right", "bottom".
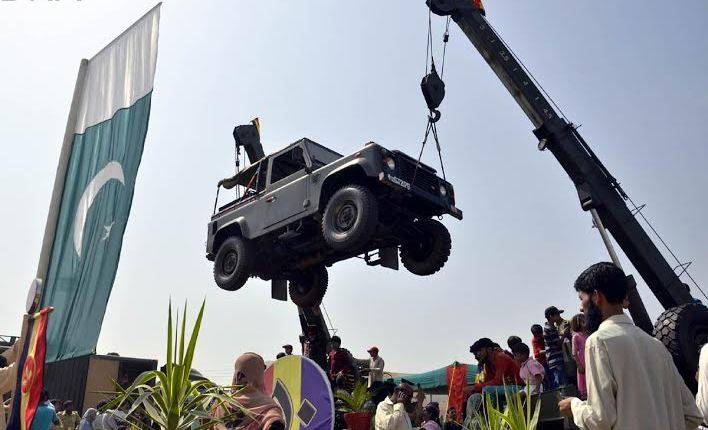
[
  {"left": 7, "top": 308, "right": 52, "bottom": 430},
  {"left": 264, "top": 356, "right": 334, "bottom": 430},
  {"left": 40, "top": 5, "right": 160, "bottom": 362}
]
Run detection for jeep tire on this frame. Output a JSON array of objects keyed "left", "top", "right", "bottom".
[
  {"left": 289, "top": 265, "right": 328, "bottom": 307},
  {"left": 322, "top": 185, "right": 379, "bottom": 252},
  {"left": 654, "top": 302, "right": 708, "bottom": 392},
  {"left": 213, "top": 236, "right": 252, "bottom": 291},
  {"left": 401, "top": 218, "right": 452, "bottom": 276}
]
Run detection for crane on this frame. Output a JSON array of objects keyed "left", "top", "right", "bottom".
[{"left": 425, "top": 0, "right": 708, "bottom": 390}]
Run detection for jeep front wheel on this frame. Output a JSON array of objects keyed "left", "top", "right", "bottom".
[
  {"left": 213, "top": 236, "right": 253, "bottom": 291},
  {"left": 289, "top": 265, "right": 328, "bottom": 307},
  {"left": 322, "top": 185, "right": 379, "bottom": 252},
  {"left": 401, "top": 218, "right": 452, "bottom": 276}
]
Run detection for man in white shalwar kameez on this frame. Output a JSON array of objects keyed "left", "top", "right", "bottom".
[{"left": 558, "top": 262, "right": 702, "bottom": 430}]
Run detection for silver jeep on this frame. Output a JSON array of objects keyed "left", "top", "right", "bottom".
[{"left": 207, "top": 132, "right": 462, "bottom": 307}]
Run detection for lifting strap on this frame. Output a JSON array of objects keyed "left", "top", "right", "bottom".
[{"left": 416, "top": 8, "right": 451, "bottom": 182}]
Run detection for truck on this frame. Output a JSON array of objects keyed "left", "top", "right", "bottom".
[
  {"left": 425, "top": 0, "right": 708, "bottom": 390},
  {"left": 206, "top": 123, "right": 462, "bottom": 307}
]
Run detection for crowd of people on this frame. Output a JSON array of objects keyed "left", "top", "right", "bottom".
[{"left": 4, "top": 261, "right": 708, "bottom": 430}]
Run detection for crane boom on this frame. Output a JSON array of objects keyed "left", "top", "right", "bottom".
[{"left": 427, "top": 1, "right": 693, "bottom": 323}]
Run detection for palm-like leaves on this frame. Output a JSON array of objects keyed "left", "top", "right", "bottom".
[
  {"left": 335, "top": 381, "right": 371, "bottom": 413},
  {"left": 470, "top": 385, "right": 541, "bottom": 430},
  {"left": 105, "top": 301, "right": 246, "bottom": 430}
]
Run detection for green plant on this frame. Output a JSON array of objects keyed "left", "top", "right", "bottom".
[
  {"left": 335, "top": 381, "right": 371, "bottom": 413},
  {"left": 469, "top": 385, "right": 541, "bottom": 430},
  {"left": 105, "top": 301, "right": 245, "bottom": 430}
]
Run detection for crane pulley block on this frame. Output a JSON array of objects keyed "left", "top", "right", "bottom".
[{"left": 421, "top": 64, "right": 445, "bottom": 113}]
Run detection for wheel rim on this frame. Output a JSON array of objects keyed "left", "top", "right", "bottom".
[
  {"left": 334, "top": 201, "right": 358, "bottom": 233},
  {"left": 222, "top": 251, "right": 238, "bottom": 275},
  {"left": 409, "top": 237, "right": 434, "bottom": 260}
]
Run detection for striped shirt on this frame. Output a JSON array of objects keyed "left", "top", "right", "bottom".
[{"left": 543, "top": 321, "right": 564, "bottom": 369}]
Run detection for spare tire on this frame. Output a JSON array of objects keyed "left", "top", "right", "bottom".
[
  {"left": 289, "top": 265, "right": 328, "bottom": 308},
  {"left": 322, "top": 185, "right": 378, "bottom": 252},
  {"left": 401, "top": 218, "right": 451, "bottom": 276},
  {"left": 654, "top": 302, "right": 708, "bottom": 392},
  {"left": 213, "top": 236, "right": 253, "bottom": 291}
]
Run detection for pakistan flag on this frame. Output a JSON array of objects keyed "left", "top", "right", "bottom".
[{"left": 40, "top": 5, "right": 161, "bottom": 362}]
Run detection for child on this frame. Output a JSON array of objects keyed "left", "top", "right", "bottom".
[
  {"left": 512, "top": 342, "right": 545, "bottom": 396},
  {"left": 571, "top": 313, "right": 588, "bottom": 399}
]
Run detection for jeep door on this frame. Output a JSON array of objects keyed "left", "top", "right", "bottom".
[{"left": 263, "top": 144, "right": 311, "bottom": 229}]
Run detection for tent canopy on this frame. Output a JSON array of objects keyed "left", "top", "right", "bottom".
[{"left": 392, "top": 362, "right": 477, "bottom": 392}]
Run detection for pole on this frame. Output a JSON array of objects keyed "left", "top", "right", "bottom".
[
  {"left": 591, "top": 209, "right": 654, "bottom": 334},
  {"left": 35, "top": 59, "right": 89, "bottom": 294}
]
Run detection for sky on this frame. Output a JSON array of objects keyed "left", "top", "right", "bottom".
[{"left": 0, "top": 0, "right": 707, "bottom": 384}]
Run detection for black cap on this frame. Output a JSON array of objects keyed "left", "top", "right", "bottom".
[
  {"left": 469, "top": 337, "right": 495, "bottom": 353},
  {"left": 544, "top": 306, "right": 564, "bottom": 318}
]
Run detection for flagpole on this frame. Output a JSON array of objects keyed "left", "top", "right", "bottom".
[{"left": 34, "top": 59, "right": 89, "bottom": 297}]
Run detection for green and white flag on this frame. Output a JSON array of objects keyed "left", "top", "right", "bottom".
[{"left": 40, "top": 5, "right": 160, "bottom": 362}]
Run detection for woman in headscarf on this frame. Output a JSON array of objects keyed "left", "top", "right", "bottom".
[
  {"left": 78, "top": 408, "right": 97, "bottom": 430},
  {"left": 215, "top": 353, "right": 284, "bottom": 430}
]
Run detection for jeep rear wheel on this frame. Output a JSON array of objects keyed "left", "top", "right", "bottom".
[
  {"left": 322, "top": 185, "right": 378, "bottom": 252},
  {"left": 401, "top": 218, "right": 452, "bottom": 276},
  {"left": 213, "top": 236, "right": 253, "bottom": 291},
  {"left": 289, "top": 265, "right": 328, "bottom": 307}
]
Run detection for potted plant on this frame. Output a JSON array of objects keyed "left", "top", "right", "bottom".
[
  {"left": 104, "top": 301, "right": 245, "bottom": 430},
  {"left": 335, "top": 381, "right": 373, "bottom": 430}
]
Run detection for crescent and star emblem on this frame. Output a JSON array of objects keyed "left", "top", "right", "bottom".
[{"left": 73, "top": 161, "right": 126, "bottom": 257}]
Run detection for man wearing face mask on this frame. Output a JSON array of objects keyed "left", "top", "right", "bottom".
[{"left": 558, "top": 262, "right": 702, "bottom": 430}]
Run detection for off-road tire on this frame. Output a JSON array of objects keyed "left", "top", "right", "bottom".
[
  {"left": 289, "top": 265, "right": 328, "bottom": 308},
  {"left": 400, "top": 218, "right": 452, "bottom": 276},
  {"left": 213, "top": 236, "right": 253, "bottom": 291},
  {"left": 322, "top": 185, "right": 379, "bottom": 252},
  {"left": 654, "top": 302, "right": 708, "bottom": 392}
]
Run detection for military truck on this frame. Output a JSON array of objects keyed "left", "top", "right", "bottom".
[{"left": 206, "top": 124, "right": 462, "bottom": 307}]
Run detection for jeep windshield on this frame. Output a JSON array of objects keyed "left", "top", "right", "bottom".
[{"left": 306, "top": 141, "right": 342, "bottom": 168}]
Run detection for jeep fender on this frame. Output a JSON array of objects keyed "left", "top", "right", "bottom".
[
  {"left": 210, "top": 217, "right": 250, "bottom": 254},
  {"left": 316, "top": 160, "right": 379, "bottom": 211}
]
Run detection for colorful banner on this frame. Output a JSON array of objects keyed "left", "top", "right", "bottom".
[
  {"left": 39, "top": 5, "right": 160, "bottom": 362},
  {"left": 7, "top": 308, "right": 52, "bottom": 430},
  {"left": 446, "top": 363, "right": 468, "bottom": 422},
  {"left": 264, "top": 356, "right": 334, "bottom": 430}
]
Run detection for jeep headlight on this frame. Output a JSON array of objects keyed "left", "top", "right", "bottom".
[
  {"left": 383, "top": 157, "right": 396, "bottom": 170},
  {"left": 439, "top": 185, "right": 447, "bottom": 196}
]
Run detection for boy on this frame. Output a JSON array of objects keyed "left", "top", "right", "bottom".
[{"left": 512, "top": 342, "right": 545, "bottom": 396}]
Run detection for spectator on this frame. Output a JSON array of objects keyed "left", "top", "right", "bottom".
[
  {"left": 558, "top": 262, "right": 702, "bottom": 429},
  {"left": 282, "top": 344, "right": 293, "bottom": 356},
  {"left": 529, "top": 324, "right": 547, "bottom": 366},
  {"left": 49, "top": 400, "right": 63, "bottom": 430},
  {"left": 465, "top": 338, "right": 521, "bottom": 420},
  {"left": 58, "top": 401, "right": 80, "bottom": 430},
  {"left": 367, "top": 346, "right": 385, "bottom": 388},
  {"left": 543, "top": 306, "right": 566, "bottom": 388},
  {"left": 421, "top": 402, "right": 442, "bottom": 430},
  {"left": 275, "top": 352, "right": 286, "bottom": 360},
  {"left": 442, "top": 408, "right": 461, "bottom": 430},
  {"left": 214, "top": 353, "right": 285, "bottom": 430},
  {"left": 328, "top": 336, "right": 353, "bottom": 388},
  {"left": 560, "top": 322, "right": 578, "bottom": 392},
  {"left": 507, "top": 336, "right": 522, "bottom": 356},
  {"left": 697, "top": 343, "right": 708, "bottom": 425},
  {"left": 78, "top": 409, "right": 97, "bottom": 430},
  {"left": 512, "top": 342, "right": 544, "bottom": 396},
  {"left": 374, "top": 382, "right": 414, "bottom": 430},
  {"left": 570, "top": 313, "right": 588, "bottom": 399},
  {"left": 31, "top": 390, "right": 60, "bottom": 430},
  {"left": 0, "top": 354, "right": 16, "bottom": 430}
]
